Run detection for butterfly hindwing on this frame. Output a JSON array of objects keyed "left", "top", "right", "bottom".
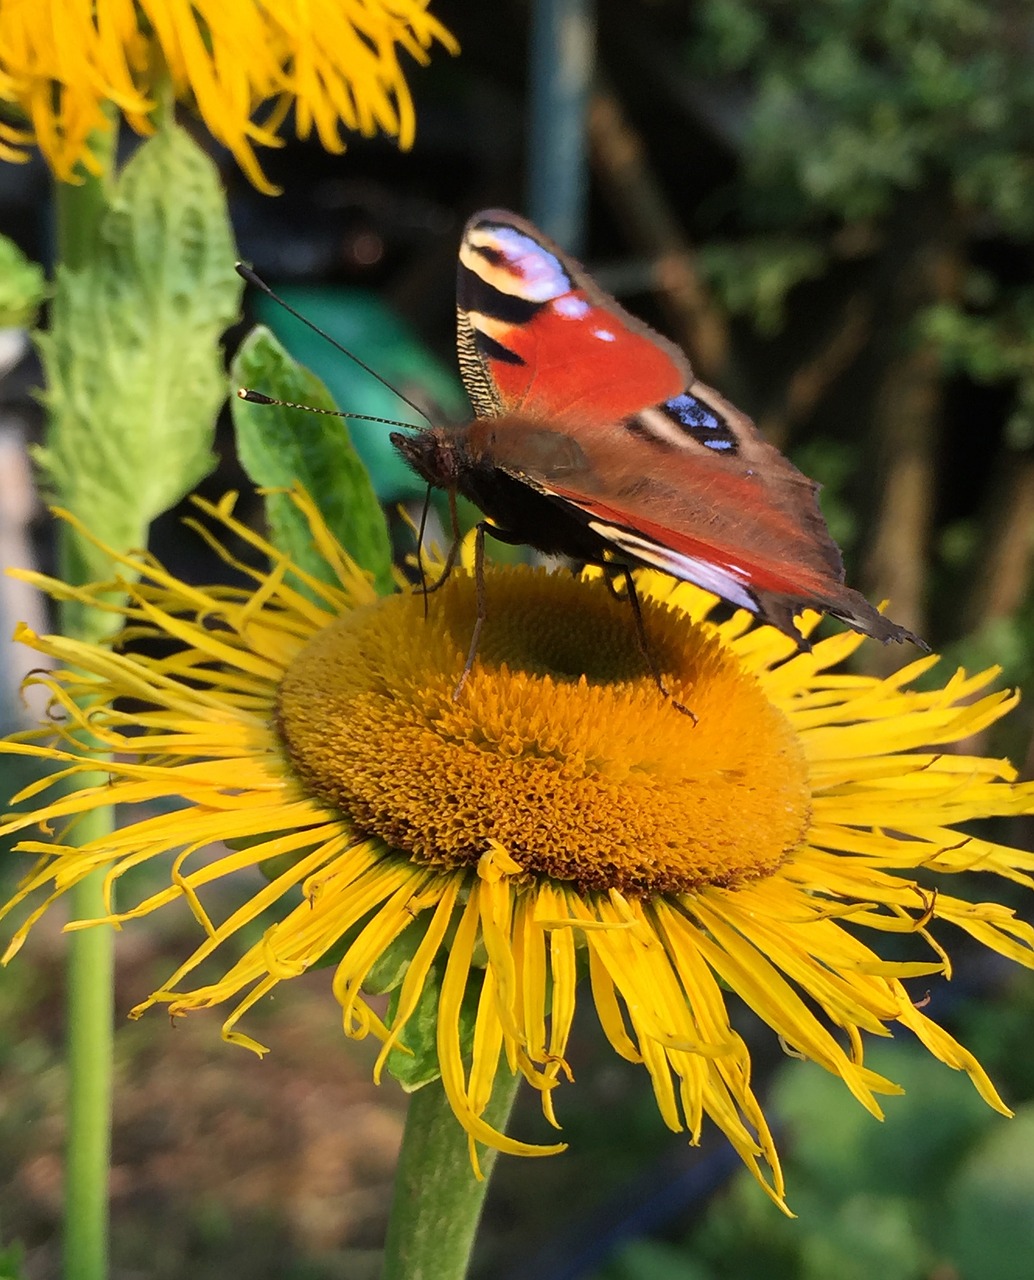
[
  {"left": 441, "top": 210, "right": 922, "bottom": 649},
  {"left": 466, "top": 374, "right": 855, "bottom": 624}
]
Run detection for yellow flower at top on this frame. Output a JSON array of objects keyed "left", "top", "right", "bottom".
[
  {"left": 0, "top": 0, "right": 458, "bottom": 192},
  {"left": 4, "top": 491, "right": 1034, "bottom": 1210}
]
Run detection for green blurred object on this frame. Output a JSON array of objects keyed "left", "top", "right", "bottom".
[
  {"left": 0, "top": 1240, "right": 26, "bottom": 1280},
  {"left": 603, "top": 1239, "right": 713, "bottom": 1280},
  {"left": 665, "top": 1042, "right": 1016, "bottom": 1280},
  {"left": 0, "top": 235, "right": 45, "bottom": 329},
  {"left": 769, "top": 1043, "right": 990, "bottom": 1202},
  {"left": 254, "top": 286, "right": 469, "bottom": 503},
  {"left": 945, "top": 1105, "right": 1034, "bottom": 1280}
]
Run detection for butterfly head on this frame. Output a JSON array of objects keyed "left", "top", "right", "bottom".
[{"left": 390, "top": 427, "right": 467, "bottom": 491}]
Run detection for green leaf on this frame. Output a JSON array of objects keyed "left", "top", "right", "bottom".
[
  {"left": 303, "top": 911, "right": 437, "bottom": 989},
  {"left": 383, "top": 959, "right": 483, "bottom": 1093},
  {"left": 231, "top": 325, "right": 395, "bottom": 595},
  {"left": 383, "top": 958, "right": 447, "bottom": 1091},
  {"left": 253, "top": 285, "right": 468, "bottom": 503},
  {"left": 0, "top": 235, "right": 46, "bottom": 328},
  {"left": 364, "top": 917, "right": 436, "bottom": 995},
  {"left": 35, "top": 124, "right": 241, "bottom": 582}
]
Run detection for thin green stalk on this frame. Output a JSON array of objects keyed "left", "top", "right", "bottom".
[
  {"left": 63, "top": 805, "right": 115, "bottom": 1280},
  {"left": 53, "top": 116, "right": 118, "bottom": 1280},
  {"left": 383, "top": 1073, "right": 522, "bottom": 1280}
]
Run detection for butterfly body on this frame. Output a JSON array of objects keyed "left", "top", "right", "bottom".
[
  {"left": 394, "top": 418, "right": 614, "bottom": 566},
  {"left": 391, "top": 210, "right": 924, "bottom": 652}
]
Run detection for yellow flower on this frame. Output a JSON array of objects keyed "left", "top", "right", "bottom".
[
  {"left": 0, "top": 0, "right": 457, "bottom": 192},
  {"left": 4, "top": 491, "right": 1034, "bottom": 1210}
]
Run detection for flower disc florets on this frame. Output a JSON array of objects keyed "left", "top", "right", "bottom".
[{"left": 276, "top": 568, "right": 811, "bottom": 895}]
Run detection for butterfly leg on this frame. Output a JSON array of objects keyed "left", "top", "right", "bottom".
[
  {"left": 619, "top": 567, "right": 698, "bottom": 723},
  {"left": 453, "top": 520, "right": 528, "bottom": 702},
  {"left": 453, "top": 522, "right": 487, "bottom": 700},
  {"left": 418, "top": 490, "right": 463, "bottom": 612},
  {"left": 600, "top": 567, "right": 627, "bottom": 602}
]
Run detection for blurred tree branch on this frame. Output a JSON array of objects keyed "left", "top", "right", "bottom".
[
  {"left": 587, "top": 81, "right": 731, "bottom": 385},
  {"left": 963, "top": 452, "right": 1034, "bottom": 633},
  {"left": 862, "top": 197, "right": 967, "bottom": 656},
  {"left": 759, "top": 295, "right": 874, "bottom": 451}
]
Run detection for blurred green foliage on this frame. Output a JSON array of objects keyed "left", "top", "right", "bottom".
[
  {"left": 0, "top": 1242, "right": 26, "bottom": 1280},
  {"left": 0, "top": 234, "right": 45, "bottom": 329},
  {"left": 674, "top": 0, "right": 1034, "bottom": 727},
  {"left": 598, "top": 1031, "right": 1034, "bottom": 1280},
  {"left": 692, "top": 0, "right": 1034, "bottom": 227},
  {"left": 686, "top": 0, "right": 1034, "bottom": 415},
  {"left": 920, "top": 289, "right": 1034, "bottom": 447},
  {"left": 697, "top": 239, "right": 827, "bottom": 336}
]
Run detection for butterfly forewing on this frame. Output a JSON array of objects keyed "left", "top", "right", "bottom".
[{"left": 458, "top": 211, "right": 690, "bottom": 421}]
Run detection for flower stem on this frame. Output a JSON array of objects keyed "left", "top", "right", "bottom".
[
  {"left": 383, "top": 1074, "right": 522, "bottom": 1280},
  {"left": 54, "top": 111, "right": 116, "bottom": 272},
  {"left": 52, "top": 119, "right": 119, "bottom": 1280},
  {"left": 63, "top": 823, "right": 115, "bottom": 1280}
]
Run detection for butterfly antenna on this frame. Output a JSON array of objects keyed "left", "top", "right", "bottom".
[
  {"left": 235, "top": 261, "right": 432, "bottom": 427},
  {"left": 236, "top": 389, "right": 418, "bottom": 431}
]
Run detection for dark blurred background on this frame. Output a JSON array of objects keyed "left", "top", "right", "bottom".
[{"left": 3, "top": 2, "right": 1034, "bottom": 1277}]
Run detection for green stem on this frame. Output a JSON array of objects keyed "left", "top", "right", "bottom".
[
  {"left": 52, "top": 120, "right": 120, "bottom": 1280},
  {"left": 383, "top": 1073, "right": 522, "bottom": 1280},
  {"left": 58, "top": 556, "right": 118, "bottom": 1280},
  {"left": 55, "top": 111, "right": 117, "bottom": 272},
  {"left": 63, "top": 818, "right": 115, "bottom": 1280}
]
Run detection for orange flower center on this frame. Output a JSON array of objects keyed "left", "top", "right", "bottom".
[{"left": 276, "top": 568, "right": 811, "bottom": 894}]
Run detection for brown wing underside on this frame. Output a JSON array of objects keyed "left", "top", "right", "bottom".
[
  {"left": 470, "top": 385, "right": 842, "bottom": 597},
  {"left": 467, "top": 402, "right": 921, "bottom": 647}
]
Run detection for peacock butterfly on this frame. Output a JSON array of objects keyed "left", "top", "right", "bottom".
[{"left": 391, "top": 209, "right": 925, "bottom": 654}]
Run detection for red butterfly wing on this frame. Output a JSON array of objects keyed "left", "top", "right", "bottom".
[{"left": 454, "top": 211, "right": 922, "bottom": 649}]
